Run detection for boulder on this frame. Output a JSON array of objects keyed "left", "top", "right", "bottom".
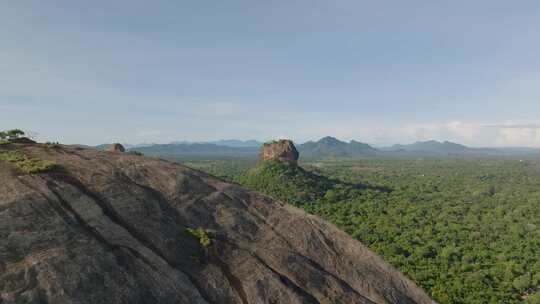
[
  {"left": 107, "top": 143, "right": 125, "bottom": 152},
  {"left": 260, "top": 139, "right": 299, "bottom": 165}
]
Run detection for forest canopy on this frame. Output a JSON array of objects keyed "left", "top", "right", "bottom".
[{"left": 190, "top": 156, "right": 540, "bottom": 304}]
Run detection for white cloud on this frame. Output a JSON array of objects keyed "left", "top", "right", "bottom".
[
  {"left": 494, "top": 126, "right": 540, "bottom": 147},
  {"left": 484, "top": 123, "right": 540, "bottom": 129}
]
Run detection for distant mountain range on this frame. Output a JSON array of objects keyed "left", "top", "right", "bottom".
[
  {"left": 94, "top": 143, "right": 156, "bottom": 150},
  {"left": 208, "top": 139, "right": 262, "bottom": 147},
  {"left": 93, "top": 137, "right": 540, "bottom": 159},
  {"left": 382, "top": 140, "right": 540, "bottom": 155},
  {"left": 298, "top": 136, "right": 378, "bottom": 157},
  {"left": 130, "top": 143, "right": 259, "bottom": 159},
  {"left": 383, "top": 140, "right": 471, "bottom": 154},
  {"left": 152, "top": 139, "right": 262, "bottom": 148}
]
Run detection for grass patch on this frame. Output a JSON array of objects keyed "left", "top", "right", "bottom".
[
  {"left": 186, "top": 227, "right": 212, "bottom": 247},
  {"left": 0, "top": 150, "right": 58, "bottom": 173}
]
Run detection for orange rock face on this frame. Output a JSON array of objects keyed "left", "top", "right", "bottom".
[
  {"left": 106, "top": 143, "right": 125, "bottom": 152},
  {"left": 259, "top": 139, "right": 299, "bottom": 165}
]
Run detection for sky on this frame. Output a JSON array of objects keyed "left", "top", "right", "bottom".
[{"left": 1, "top": 1, "right": 540, "bottom": 147}]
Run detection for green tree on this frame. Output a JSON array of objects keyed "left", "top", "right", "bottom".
[
  {"left": 526, "top": 293, "right": 540, "bottom": 304},
  {"left": 0, "top": 129, "right": 25, "bottom": 141}
]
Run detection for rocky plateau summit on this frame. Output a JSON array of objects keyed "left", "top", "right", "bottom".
[{"left": 259, "top": 140, "right": 299, "bottom": 165}]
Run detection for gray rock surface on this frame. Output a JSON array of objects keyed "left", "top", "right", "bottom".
[{"left": 0, "top": 144, "right": 436, "bottom": 304}]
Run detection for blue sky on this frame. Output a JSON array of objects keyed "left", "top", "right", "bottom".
[{"left": 2, "top": 1, "right": 540, "bottom": 146}]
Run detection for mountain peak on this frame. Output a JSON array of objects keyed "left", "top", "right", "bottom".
[
  {"left": 389, "top": 140, "right": 470, "bottom": 154},
  {"left": 318, "top": 136, "right": 345, "bottom": 145},
  {"left": 299, "top": 137, "right": 378, "bottom": 157}
]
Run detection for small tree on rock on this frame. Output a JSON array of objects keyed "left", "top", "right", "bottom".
[
  {"left": 6, "top": 129, "right": 25, "bottom": 140},
  {"left": 0, "top": 129, "right": 26, "bottom": 142}
]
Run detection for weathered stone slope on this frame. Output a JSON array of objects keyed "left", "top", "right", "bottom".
[{"left": 0, "top": 144, "right": 436, "bottom": 304}]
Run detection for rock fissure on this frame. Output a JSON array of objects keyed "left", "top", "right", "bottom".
[
  {"left": 47, "top": 176, "right": 216, "bottom": 304},
  {"left": 208, "top": 250, "right": 249, "bottom": 304},
  {"left": 44, "top": 181, "right": 164, "bottom": 276},
  {"left": 219, "top": 235, "right": 375, "bottom": 304},
  {"left": 233, "top": 195, "right": 369, "bottom": 296},
  {"left": 237, "top": 195, "right": 386, "bottom": 303},
  {"left": 215, "top": 237, "right": 318, "bottom": 304},
  {"left": 249, "top": 253, "right": 323, "bottom": 304}
]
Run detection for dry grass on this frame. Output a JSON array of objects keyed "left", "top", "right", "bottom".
[{"left": 0, "top": 150, "right": 58, "bottom": 173}]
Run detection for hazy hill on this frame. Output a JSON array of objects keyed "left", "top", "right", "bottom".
[
  {"left": 298, "top": 136, "right": 379, "bottom": 158},
  {"left": 384, "top": 140, "right": 540, "bottom": 155},
  {"left": 94, "top": 143, "right": 155, "bottom": 150},
  {"left": 131, "top": 142, "right": 259, "bottom": 159},
  {"left": 0, "top": 143, "right": 435, "bottom": 304},
  {"left": 168, "top": 140, "right": 262, "bottom": 147},
  {"left": 208, "top": 139, "right": 262, "bottom": 147},
  {"left": 385, "top": 140, "right": 470, "bottom": 154}
]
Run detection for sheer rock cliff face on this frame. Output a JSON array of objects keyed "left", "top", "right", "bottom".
[
  {"left": 259, "top": 140, "right": 299, "bottom": 165},
  {"left": 0, "top": 144, "right": 436, "bottom": 304}
]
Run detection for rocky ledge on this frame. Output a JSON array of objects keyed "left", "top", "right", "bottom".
[{"left": 0, "top": 143, "right": 435, "bottom": 304}]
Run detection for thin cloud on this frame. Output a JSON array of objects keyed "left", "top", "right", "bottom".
[
  {"left": 136, "top": 130, "right": 165, "bottom": 137},
  {"left": 483, "top": 123, "right": 540, "bottom": 129}
]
